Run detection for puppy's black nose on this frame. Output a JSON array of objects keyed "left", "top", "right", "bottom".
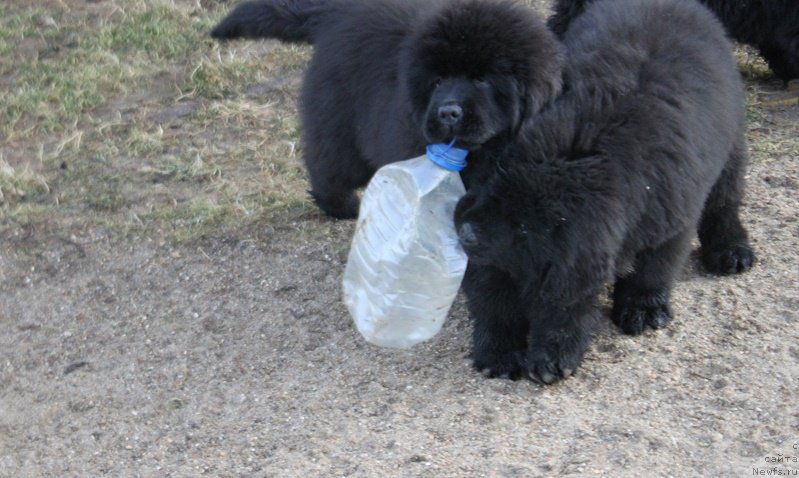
[
  {"left": 437, "top": 104, "right": 463, "bottom": 125},
  {"left": 458, "top": 222, "right": 478, "bottom": 249}
]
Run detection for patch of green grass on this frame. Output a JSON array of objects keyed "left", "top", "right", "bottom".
[
  {"left": 142, "top": 197, "right": 228, "bottom": 228},
  {"left": 185, "top": 44, "right": 310, "bottom": 99},
  {"left": 4, "top": 61, "right": 110, "bottom": 135},
  {"left": 133, "top": 191, "right": 313, "bottom": 243},
  {"left": 87, "top": 180, "right": 128, "bottom": 213},
  {"left": 98, "top": 7, "right": 195, "bottom": 61},
  {"left": 744, "top": 89, "right": 765, "bottom": 124},
  {"left": 0, "top": 2, "right": 224, "bottom": 138},
  {"left": 186, "top": 56, "right": 256, "bottom": 99}
]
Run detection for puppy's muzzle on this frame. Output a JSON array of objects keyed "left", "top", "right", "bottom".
[{"left": 437, "top": 103, "right": 463, "bottom": 126}]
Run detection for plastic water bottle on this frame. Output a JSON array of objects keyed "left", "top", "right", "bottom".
[{"left": 342, "top": 142, "right": 469, "bottom": 348}]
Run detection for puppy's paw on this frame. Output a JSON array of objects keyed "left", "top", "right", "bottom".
[
  {"left": 701, "top": 242, "right": 755, "bottom": 275},
  {"left": 611, "top": 291, "right": 672, "bottom": 335},
  {"left": 309, "top": 190, "right": 359, "bottom": 219},
  {"left": 525, "top": 334, "right": 588, "bottom": 385},
  {"left": 473, "top": 350, "right": 526, "bottom": 380}
]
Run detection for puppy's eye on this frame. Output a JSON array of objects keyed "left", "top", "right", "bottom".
[
  {"left": 518, "top": 222, "right": 528, "bottom": 235},
  {"left": 473, "top": 77, "right": 487, "bottom": 85},
  {"left": 433, "top": 77, "right": 442, "bottom": 88}
]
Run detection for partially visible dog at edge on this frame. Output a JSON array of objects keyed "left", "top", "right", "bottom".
[
  {"left": 211, "top": 0, "right": 563, "bottom": 219},
  {"left": 550, "top": 0, "right": 799, "bottom": 83}
]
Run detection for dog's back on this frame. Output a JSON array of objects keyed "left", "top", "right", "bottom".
[
  {"left": 561, "top": 0, "right": 739, "bottom": 111},
  {"left": 551, "top": 0, "right": 799, "bottom": 81},
  {"left": 522, "top": 0, "right": 748, "bottom": 262},
  {"left": 542, "top": 0, "right": 743, "bottom": 175}
]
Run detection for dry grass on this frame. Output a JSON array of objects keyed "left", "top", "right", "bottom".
[
  {"left": 0, "top": 0, "right": 314, "bottom": 242},
  {"left": 0, "top": 157, "right": 50, "bottom": 205}
]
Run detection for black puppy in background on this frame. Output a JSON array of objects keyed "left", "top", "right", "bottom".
[
  {"left": 550, "top": 0, "right": 799, "bottom": 82},
  {"left": 212, "top": 0, "right": 562, "bottom": 218},
  {"left": 455, "top": 0, "right": 756, "bottom": 384}
]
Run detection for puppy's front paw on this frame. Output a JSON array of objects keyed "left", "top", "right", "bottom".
[
  {"left": 611, "top": 290, "right": 672, "bottom": 335},
  {"left": 473, "top": 350, "right": 526, "bottom": 380},
  {"left": 525, "top": 333, "right": 589, "bottom": 384},
  {"left": 701, "top": 242, "right": 755, "bottom": 275},
  {"left": 309, "top": 190, "right": 360, "bottom": 219}
]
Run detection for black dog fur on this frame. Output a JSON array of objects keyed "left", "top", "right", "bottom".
[
  {"left": 212, "top": 0, "right": 562, "bottom": 218},
  {"left": 454, "top": 0, "right": 756, "bottom": 384},
  {"left": 550, "top": 0, "right": 799, "bottom": 82}
]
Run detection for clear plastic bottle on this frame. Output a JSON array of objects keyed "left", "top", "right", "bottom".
[{"left": 342, "top": 143, "right": 469, "bottom": 348}]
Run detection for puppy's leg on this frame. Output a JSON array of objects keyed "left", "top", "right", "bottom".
[
  {"left": 525, "top": 297, "right": 597, "bottom": 384},
  {"left": 758, "top": 43, "right": 797, "bottom": 84},
  {"left": 611, "top": 228, "right": 693, "bottom": 335},
  {"left": 302, "top": 131, "right": 372, "bottom": 219},
  {"left": 698, "top": 141, "right": 756, "bottom": 274},
  {"left": 463, "top": 264, "right": 528, "bottom": 380}
]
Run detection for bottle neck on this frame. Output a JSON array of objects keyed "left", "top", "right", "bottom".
[{"left": 426, "top": 140, "right": 468, "bottom": 171}]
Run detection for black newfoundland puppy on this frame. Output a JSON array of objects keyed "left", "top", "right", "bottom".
[
  {"left": 550, "top": 0, "right": 799, "bottom": 82},
  {"left": 211, "top": 0, "right": 562, "bottom": 218},
  {"left": 454, "top": 0, "right": 756, "bottom": 384}
]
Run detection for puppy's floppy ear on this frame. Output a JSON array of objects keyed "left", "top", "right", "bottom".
[
  {"left": 524, "top": 42, "right": 565, "bottom": 116},
  {"left": 509, "top": 71, "right": 559, "bottom": 137},
  {"left": 514, "top": 73, "right": 562, "bottom": 137}
]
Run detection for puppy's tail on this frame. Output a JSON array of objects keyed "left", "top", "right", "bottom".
[{"left": 210, "top": 0, "right": 328, "bottom": 44}]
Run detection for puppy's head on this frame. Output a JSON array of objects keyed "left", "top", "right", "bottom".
[
  {"left": 403, "top": 0, "right": 563, "bottom": 150},
  {"left": 453, "top": 161, "right": 537, "bottom": 277},
  {"left": 453, "top": 158, "right": 580, "bottom": 300},
  {"left": 454, "top": 138, "right": 624, "bottom": 302}
]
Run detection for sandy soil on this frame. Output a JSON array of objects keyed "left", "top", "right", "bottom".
[{"left": 1, "top": 4, "right": 798, "bottom": 478}]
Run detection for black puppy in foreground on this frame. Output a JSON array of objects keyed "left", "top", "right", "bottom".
[
  {"left": 550, "top": 0, "right": 799, "bottom": 82},
  {"left": 211, "top": 0, "right": 562, "bottom": 218},
  {"left": 455, "top": 0, "right": 756, "bottom": 384}
]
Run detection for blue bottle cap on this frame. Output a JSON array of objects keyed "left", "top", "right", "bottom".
[{"left": 426, "top": 139, "right": 468, "bottom": 171}]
